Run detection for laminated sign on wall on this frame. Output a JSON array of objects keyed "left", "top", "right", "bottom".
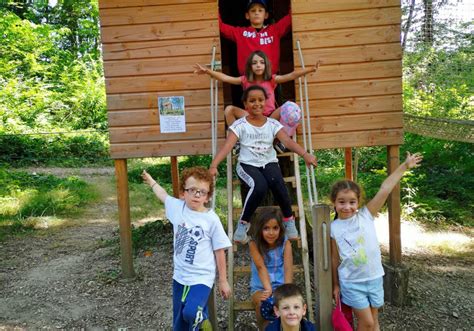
[{"left": 158, "top": 96, "right": 186, "bottom": 133}]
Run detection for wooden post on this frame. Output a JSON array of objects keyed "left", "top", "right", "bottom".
[
  {"left": 171, "top": 156, "right": 180, "bottom": 198},
  {"left": 344, "top": 148, "right": 353, "bottom": 180},
  {"left": 387, "top": 145, "right": 402, "bottom": 265},
  {"left": 312, "top": 204, "right": 332, "bottom": 331},
  {"left": 114, "top": 159, "right": 135, "bottom": 278}
]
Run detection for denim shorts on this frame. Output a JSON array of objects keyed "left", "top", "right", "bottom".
[{"left": 340, "top": 277, "right": 384, "bottom": 310}]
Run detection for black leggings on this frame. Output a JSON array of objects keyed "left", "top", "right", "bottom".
[{"left": 236, "top": 162, "right": 293, "bottom": 222}]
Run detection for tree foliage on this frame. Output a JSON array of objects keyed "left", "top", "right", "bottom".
[{"left": 0, "top": 2, "right": 106, "bottom": 133}]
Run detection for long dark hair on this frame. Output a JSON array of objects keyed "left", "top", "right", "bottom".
[
  {"left": 252, "top": 207, "right": 285, "bottom": 257},
  {"left": 244, "top": 50, "right": 272, "bottom": 82}
]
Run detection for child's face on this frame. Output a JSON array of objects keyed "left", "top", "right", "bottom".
[
  {"left": 262, "top": 218, "right": 280, "bottom": 247},
  {"left": 334, "top": 189, "right": 359, "bottom": 219},
  {"left": 274, "top": 295, "right": 307, "bottom": 328},
  {"left": 245, "top": 4, "right": 268, "bottom": 28},
  {"left": 251, "top": 54, "right": 266, "bottom": 77},
  {"left": 243, "top": 89, "right": 266, "bottom": 116},
  {"left": 181, "top": 176, "right": 210, "bottom": 212}
]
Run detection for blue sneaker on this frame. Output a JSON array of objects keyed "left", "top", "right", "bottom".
[
  {"left": 234, "top": 221, "right": 250, "bottom": 244},
  {"left": 284, "top": 218, "right": 299, "bottom": 239}
]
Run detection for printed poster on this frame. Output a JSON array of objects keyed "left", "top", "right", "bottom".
[{"left": 158, "top": 96, "right": 186, "bottom": 133}]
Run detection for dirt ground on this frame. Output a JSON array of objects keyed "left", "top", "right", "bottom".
[{"left": 0, "top": 169, "right": 473, "bottom": 330}]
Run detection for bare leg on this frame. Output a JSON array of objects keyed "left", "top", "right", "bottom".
[
  {"left": 224, "top": 105, "right": 248, "bottom": 126},
  {"left": 371, "top": 307, "right": 380, "bottom": 331},
  {"left": 353, "top": 307, "right": 375, "bottom": 331}
]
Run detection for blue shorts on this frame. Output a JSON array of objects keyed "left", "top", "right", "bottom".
[{"left": 340, "top": 277, "right": 384, "bottom": 310}]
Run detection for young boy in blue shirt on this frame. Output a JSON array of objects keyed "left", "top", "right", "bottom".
[{"left": 265, "top": 284, "right": 316, "bottom": 331}]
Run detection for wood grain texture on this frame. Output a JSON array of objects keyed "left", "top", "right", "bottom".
[
  {"left": 99, "top": 3, "right": 215, "bottom": 26},
  {"left": 292, "top": 0, "right": 400, "bottom": 13},
  {"left": 100, "top": 0, "right": 214, "bottom": 9}
]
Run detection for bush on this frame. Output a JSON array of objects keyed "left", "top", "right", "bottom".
[{"left": 0, "top": 132, "right": 110, "bottom": 167}]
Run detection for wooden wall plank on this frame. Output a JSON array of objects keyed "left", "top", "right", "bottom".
[
  {"left": 101, "top": 20, "right": 218, "bottom": 43},
  {"left": 310, "top": 113, "right": 403, "bottom": 133},
  {"left": 109, "top": 138, "right": 225, "bottom": 158},
  {"left": 102, "top": 37, "right": 220, "bottom": 60},
  {"left": 292, "top": 7, "right": 401, "bottom": 32},
  {"left": 308, "top": 129, "right": 404, "bottom": 149},
  {"left": 106, "top": 90, "right": 212, "bottom": 110},
  {"left": 295, "top": 43, "right": 401, "bottom": 66},
  {"left": 99, "top": 3, "right": 215, "bottom": 26},
  {"left": 105, "top": 73, "right": 210, "bottom": 94},
  {"left": 308, "top": 95, "right": 402, "bottom": 116},
  {"left": 302, "top": 60, "right": 402, "bottom": 83},
  {"left": 293, "top": 25, "right": 400, "bottom": 48},
  {"left": 306, "top": 78, "right": 402, "bottom": 99},
  {"left": 109, "top": 123, "right": 226, "bottom": 143},
  {"left": 108, "top": 107, "right": 225, "bottom": 127},
  {"left": 292, "top": 0, "right": 400, "bottom": 13},
  {"left": 99, "top": 0, "right": 213, "bottom": 9},
  {"left": 103, "top": 54, "right": 212, "bottom": 77}
]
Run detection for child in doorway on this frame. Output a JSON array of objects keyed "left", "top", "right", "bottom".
[
  {"left": 330, "top": 152, "right": 423, "bottom": 331},
  {"left": 141, "top": 166, "right": 232, "bottom": 331},
  {"left": 219, "top": 0, "right": 291, "bottom": 76},
  {"left": 265, "top": 283, "right": 316, "bottom": 331},
  {"left": 194, "top": 50, "right": 320, "bottom": 126},
  {"left": 249, "top": 208, "right": 293, "bottom": 330},
  {"left": 208, "top": 86, "right": 317, "bottom": 243}
]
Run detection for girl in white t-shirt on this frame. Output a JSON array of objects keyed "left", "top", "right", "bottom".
[
  {"left": 330, "top": 152, "right": 422, "bottom": 331},
  {"left": 209, "top": 85, "right": 317, "bottom": 244}
]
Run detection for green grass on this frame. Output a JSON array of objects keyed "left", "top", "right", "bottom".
[{"left": 0, "top": 167, "right": 99, "bottom": 240}]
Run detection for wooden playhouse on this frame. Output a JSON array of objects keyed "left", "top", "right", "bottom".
[{"left": 98, "top": 0, "right": 405, "bottom": 327}]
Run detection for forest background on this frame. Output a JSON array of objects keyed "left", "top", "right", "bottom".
[{"left": 0, "top": 0, "right": 472, "bottom": 240}]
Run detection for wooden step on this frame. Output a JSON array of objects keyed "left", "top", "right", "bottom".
[
  {"left": 234, "top": 264, "right": 304, "bottom": 277},
  {"left": 233, "top": 300, "right": 254, "bottom": 311}
]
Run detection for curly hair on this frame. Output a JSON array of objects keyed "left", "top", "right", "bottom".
[{"left": 180, "top": 166, "right": 214, "bottom": 198}]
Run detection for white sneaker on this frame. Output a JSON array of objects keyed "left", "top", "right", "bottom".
[
  {"left": 234, "top": 221, "right": 250, "bottom": 244},
  {"left": 284, "top": 218, "right": 299, "bottom": 239}
]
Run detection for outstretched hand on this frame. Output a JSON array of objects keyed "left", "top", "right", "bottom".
[
  {"left": 209, "top": 167, "right": 218, "bottom": 178},
  {"left": 312, "top": 60, "right": 322, "bottom": 73},
  {"left": 404, "top": 152, "right": 423, "bottom": 169},
  {"left": 141, "top": 170, "right": 155, "bottom": 186},
  {"left": 193, "top": 63, "right": 208, "bottom": 75}
]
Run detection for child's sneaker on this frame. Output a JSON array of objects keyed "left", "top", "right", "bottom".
[
  {"left": 284, "top": 218, "right": 299, "bottom": 239},
  {"left": 234, "top": 221, "right": 250, "bottom": 244}
]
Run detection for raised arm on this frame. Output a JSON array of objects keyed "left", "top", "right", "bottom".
[
  {"left": 275, "top": 60, "right": 321, "bottom": 84},
  {"left": 283, "top": 240, "right": 294, "bottom": 284},
  {"left": 142, "top": 170, "right": 168, "bottom": 203},
  {"left": 209, "top": 131, "right": 238, "bottom": 177},
  {"left": 215, "top": 248, "right": 231, "bottom": 299},
  {"left": 275, "top": 129, "right": 317, "bottom": 168},
  {"left": 249, "top": 241, "right": 273, "bottom": 300},
  {"left": 367, "top": 152, "right": 423, "bottom": 216},
  {"left": 193, "top": 63, "right": 241, "bottom": 85}
]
